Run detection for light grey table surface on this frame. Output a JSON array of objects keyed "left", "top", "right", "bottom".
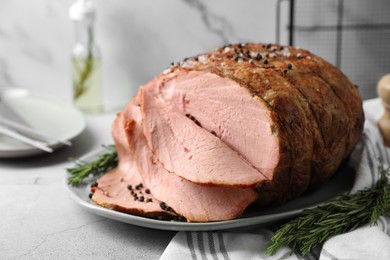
[
  {"left": 0, "top": 98, "right": 382, "bottom": 260},
  {"left": 0, "top": 112, "right": 176, "bottom": 260}
]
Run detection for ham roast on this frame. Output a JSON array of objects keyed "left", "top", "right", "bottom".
[{"left": 91, "top": 43, "right": 364, "bottom": 222}]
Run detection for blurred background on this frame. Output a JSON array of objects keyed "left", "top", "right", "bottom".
[{"left": 0, "top": 0, "right": 389, "bottom": 111}]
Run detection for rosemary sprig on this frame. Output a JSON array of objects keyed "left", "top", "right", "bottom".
[
  {"left": 267, "top": 165, "right": 390, "bottom": 256},
  {"left": 67, "top": 145, "right": 118, "bottom": 186},
  {"left": 73, "top": 56, "right": 95, "bottom": 99},
  {"left": 73, "top": 25, "right": 95, "bottom": 99}
]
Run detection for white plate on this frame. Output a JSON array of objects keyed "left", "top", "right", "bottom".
[
  {"left": 67, "top": 148, "right": 356, "bottom": 231},
  {"left": 0, "top": 88, "right": 86, "bottom": 158}
]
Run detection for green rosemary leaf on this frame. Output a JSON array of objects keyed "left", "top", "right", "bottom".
[
  {"left": 73, "top": 56, "right": 95, "bottom": 99},
  {"left": 266, "top": 165, "right": 390, "bottom": 257},
  {"left": 73, "top": 26, "right": 96, "bottom": 99},
  {"left": 371, "top": 166, "right": 390, "bottom": 225},
  {"left": 67, "top": 145, "right": 118, "bottom": 186}
]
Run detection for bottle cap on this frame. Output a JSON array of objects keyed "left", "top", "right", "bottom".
[{"left": 69, "top": 0, "right": 95, "bottom": 21}]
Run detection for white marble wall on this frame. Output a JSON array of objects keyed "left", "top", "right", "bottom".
[
  {"left": 0, "top": 0, "right": 388, "bottom": 110},
  {"left": 0, "top": 0, "right": 276, "bottom": 111}
]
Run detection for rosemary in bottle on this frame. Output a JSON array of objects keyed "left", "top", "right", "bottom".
[{"left": 70, "top": 0, "right": 103, "bottom": 114}]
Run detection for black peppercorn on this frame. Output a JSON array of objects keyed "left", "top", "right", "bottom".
[{"left": 160, "top": 202, "right": 167, "bottom": 210}]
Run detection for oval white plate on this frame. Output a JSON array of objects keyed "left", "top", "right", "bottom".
[
  {"left": 0, "top": 88, "right": 86, "bottom": 158},
  {"left": 67, "top": 148, "right": 356, "bottom": 231}
]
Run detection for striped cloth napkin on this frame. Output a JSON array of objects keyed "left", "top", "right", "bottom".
[{"left": 160, "top": 112, "right": 390, "bottom": 260}]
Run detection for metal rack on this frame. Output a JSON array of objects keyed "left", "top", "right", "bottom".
[{"left": 276, "top": 0, "right": 390, "bottom": 99}]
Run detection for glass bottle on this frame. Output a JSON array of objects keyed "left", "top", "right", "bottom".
[{"left": 69, "top": 0, "right": 103, "bottom": 114}]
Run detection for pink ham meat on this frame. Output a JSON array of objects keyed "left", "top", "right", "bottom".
[
  {"left": 139, "top": 70, "right": 291, "bottom": 203},
  {"left": 140, "top": 80, "right": 270, "bottom": 186},
  {"left": 124, "top": 103, "right": 258, "bottom": 222},
  {"left": 141, "top": 71, "right": 279, "bottom": 180},
  {"left": 92, "top": 42, "right": 364, "bottom": 222},
  {"left": 91, "top": 115, "right": 177, "bottom": 219}
]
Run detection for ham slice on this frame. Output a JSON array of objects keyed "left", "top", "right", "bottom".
[
  {"left": 123, "top": 103, "right": 258, "bottom": 222},
  {"left": 92, "top": 42, "right": 364, "bottom": 222},
  {"left": 140, "top": 79, "right": 270, "bottom": 187},
  {"left": 141, "top": 71, "right": 279, "bottom": 178},
  {"left": 91, "top": 115, "right": 177, "bottom": 219}
]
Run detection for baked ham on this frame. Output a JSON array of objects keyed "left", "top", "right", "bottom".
[{"left": 91, "top": 43, "right": 364, "bottom": 222}]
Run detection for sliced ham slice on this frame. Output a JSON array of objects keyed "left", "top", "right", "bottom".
[
  {"left": 140, "top": 70, "right": 295, "bottom": 202},
  {"left": 142, "top": 71, "right": 280, "bottom": 177},
  {"left": 92, "top": 168, "right": 176, "bottom": 219},
  {"left": 140, "top": 78, "right": 270, "bottom": 186},
  {"left": 123, "top": 103, "right": 258, "bottom": 222},
  {"left": 91, "top": 115, "right": 177, "bottom": 219}
]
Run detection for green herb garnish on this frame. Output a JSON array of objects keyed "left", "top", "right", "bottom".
[
  {"left": 67, "top": 145, "right": 118, "bottom": 186},
  {"left": 267, "top": 165, "right": 390, "bottom": 256}
]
